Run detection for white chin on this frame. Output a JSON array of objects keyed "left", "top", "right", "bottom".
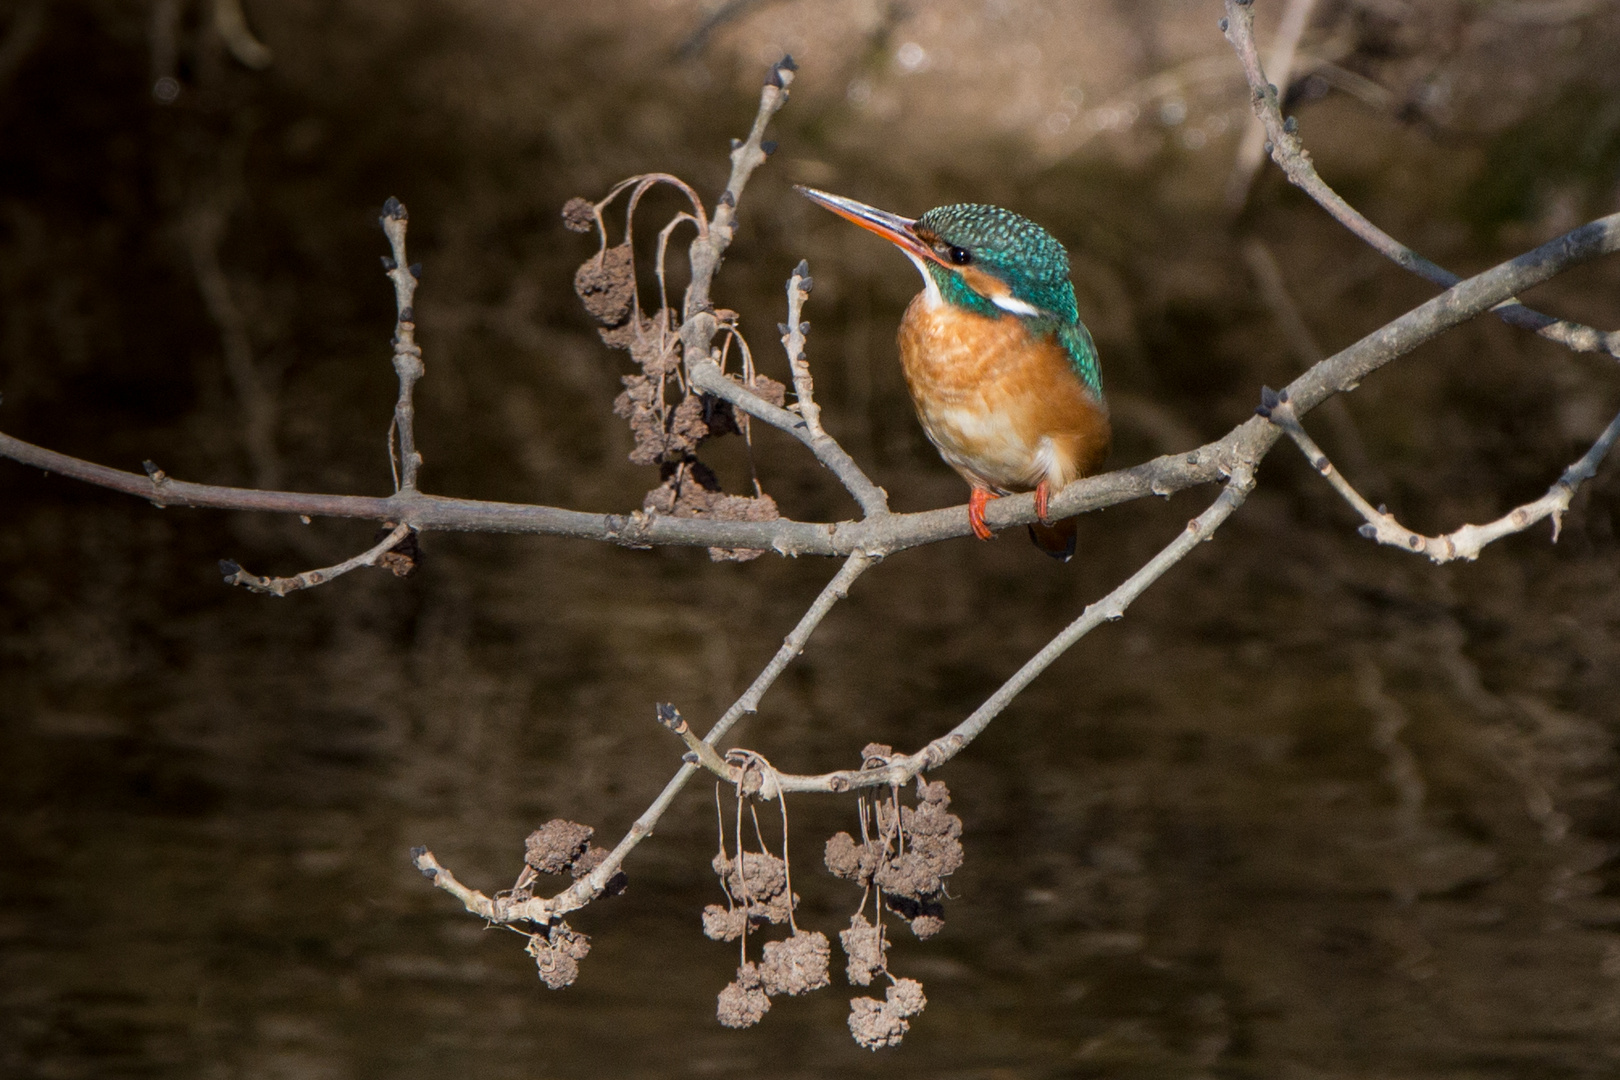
[{"left": 902, "top": 252, "right": 945, "bottom": 309}]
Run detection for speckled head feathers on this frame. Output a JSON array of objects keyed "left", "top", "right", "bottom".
[{"left": 914, "top": 204, "right": 1078, "bottom": 324}]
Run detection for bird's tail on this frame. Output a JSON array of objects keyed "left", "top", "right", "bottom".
[{"left": 1027, "top": 518, "right": 1077, "bottom": 562}]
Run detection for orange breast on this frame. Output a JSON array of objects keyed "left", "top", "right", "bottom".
[{"left": 897, "top": 296, "right": 1110, "bottom": 495}]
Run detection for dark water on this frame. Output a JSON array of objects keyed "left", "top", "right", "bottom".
[{"left": 6, "top": 3, "right": 1620, "bottom": 1077}]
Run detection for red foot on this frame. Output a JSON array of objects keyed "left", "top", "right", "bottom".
[
  {"left": 968, "top": 487, "right": 997, "bottom": 541},
  {"left": 1034, "top": 479, "right": 1053, "bottom": 526}
]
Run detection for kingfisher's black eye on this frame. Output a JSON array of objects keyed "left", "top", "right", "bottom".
[{"left": 946, "top": 245, "right": 972, "bottom": 265}]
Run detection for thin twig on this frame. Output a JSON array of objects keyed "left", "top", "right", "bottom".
[
  {"left": 656, "top": 702, "right": 736, "bottom": 779},
  {"left": 1263, "top": 392, "right": 1620, "bottom": 563},
  {"left": 414, "top": 552, "right": 875, "bottom": 924},
  {"left": 678, "top": 56, "right": 796, "bottom": 387},
  {"left": 782, "top": 260, "right": 822, "bottom": 438},
  {"left": 220, "top": 522, "right": 415, "bottom": 596},
  {"left": 1226, "top": 0, "right": 1320, "bottom": 211},
  {"left": 380, "top": 198, "right": 425, "bottom": 492},
  {"left": 1221, "top": 0, "right": 1620, "bottom": 359},
  {"left": 688, "top": 358, "right": 889, "bottom": 519},
  {"left": 767, "top": 467, "right": 1257, "bottom": 794}
]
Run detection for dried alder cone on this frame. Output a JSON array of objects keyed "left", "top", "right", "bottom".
[
  {"left": 508, "top": 819, "right": 624, "bottom": 988},
  {"left": 566, "top": 193, "right": 784, "bottom": 561},
  {"left": 523, "top": 818, "right": 618, "bottom": 885},
  {"left": 526, "top": 921, "right": 591, "bottom": 990},
  {"left": 825, "top": 770, "right": 964, "bottom": 939},
  {"left": 703, "top": 849, "right": 795, "bottom": 941},
  {"left": 822, "top": 772, "right": 959, "bottom": 1049},
  {"left": 848, "top": 978, "right": 927, "bottom": 1051}
]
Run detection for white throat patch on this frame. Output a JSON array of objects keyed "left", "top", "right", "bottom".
[{"left": 903, "top": 251, "right": 945, "bottom": 309}]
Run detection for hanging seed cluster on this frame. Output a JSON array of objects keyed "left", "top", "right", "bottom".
[
  {"left": 566, "top": 186, "right": 786, "bottom": 561},
  {"left": 821, "top": 769, "right": 963, "bottom": 1049},
  {"left": 697, "top": 752, "right": 966, "bottom": 1049},
  {"left": 824, "top": 771, "right": 964, "bottom": 939},
  {"left": 706, "top": 845, "right": 832, "bottom": 1028}
]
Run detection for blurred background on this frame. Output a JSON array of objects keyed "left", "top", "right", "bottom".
[{"left": 4, "top": 0, "right": 1620, "bottom": 1075}]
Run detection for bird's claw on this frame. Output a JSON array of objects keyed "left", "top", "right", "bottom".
[
  {"left": 968, "top": 488, "right": 996, "bottom": 541},
  {"left": 1034, "top": 480, "right": 1054, "bottom": 526}
]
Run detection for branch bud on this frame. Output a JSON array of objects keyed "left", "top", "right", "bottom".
[{"left": 1255, "top": 385, "right": 1280, "bottom": 418}]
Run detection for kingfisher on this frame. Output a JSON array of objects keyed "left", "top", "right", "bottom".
[{"left": 797, "top": 186, "right": 1109, "bottom": 560}]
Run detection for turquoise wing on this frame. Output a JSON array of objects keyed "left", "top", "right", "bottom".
[{"left": 1059, "top": 320, "right": 1103, "bottom": 401}]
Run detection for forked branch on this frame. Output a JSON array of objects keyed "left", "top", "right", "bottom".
[
  {"left": 1221, "top": 0, "right": 1620, "bottom": 360},
  {"left": 1262, "top": 390, "right": 1620, "bottom": 563}
]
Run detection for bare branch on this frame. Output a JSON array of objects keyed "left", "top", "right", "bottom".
[
  {"left": 1264, "top": 392, "right": 1620, "bottom": 563},
  {"left": 413, "top": 552, "right": 875, "bottom": 925},
  {"left": 769, "top": 467, "right": 1257, "bottom": 794},
  {"left": 781, "top": 261, "right": 822, "bottom": 438},
  {"left": 409, "top": 848, "right": 501, "bottom": 920},
  {"left": 655, "top": 702, "right": 736, "bottom": 779},
  {"left": 7, "top": 210, "right": 1619, "bottom": 555},
  {"left": 1221, "top": 0, "right": 1620, "bottom": 360},
  {"left": 688, "top": 359, "right": 890, "bottom": 519},
  {"left": 1225, "top": 0, "right": 1320, "bottom": 212},
  {"left": 380, "top": 198, "right": 425, "bottom": 492},
  {"left": 220, "top": 522, "right": 416, "bottom": 596},
  {"left": 678, "top": 56, "right": 796, "bottom": 383}
]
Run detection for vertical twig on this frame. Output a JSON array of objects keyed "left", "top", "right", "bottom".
[
  {"left": 679, "top": 57, "right": 796, "bottom": 376},
  {"left": 782, "top": 259, "right": 823, "bottom": 439},
  {"left": 380, "top": 198, "right": 425, "bottom": 493}
]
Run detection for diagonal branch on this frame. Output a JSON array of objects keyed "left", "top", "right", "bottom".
[
  {"left": 762, "top": 467, "right": 1257, "bottom": 794},
  {"left": 413, "top": 552, "right": 876, "bottom": 924},
  {"left": 688, "top": 359, "right": 890, "bottom": 519},
  {"left": 1225, "top": 0, "right": 1320, "bottom": 212},
  {"left": 1241, "top": 237, "right": 1385, "bottom": 492},
  {"left": 1221, "top": 0, "right": 1620, "bottom": 360},
  {"left": 1262, "top": 391, "right": 1620, "bottom": 563}
]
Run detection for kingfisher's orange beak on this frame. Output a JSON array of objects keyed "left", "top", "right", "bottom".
[{"left": 795, "top": 186, "right": 951, "bottom": 268}]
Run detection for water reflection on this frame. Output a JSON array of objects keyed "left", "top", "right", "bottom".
[{"left": 5, "top": 2, "right": 1620, "bottom": 1077}]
